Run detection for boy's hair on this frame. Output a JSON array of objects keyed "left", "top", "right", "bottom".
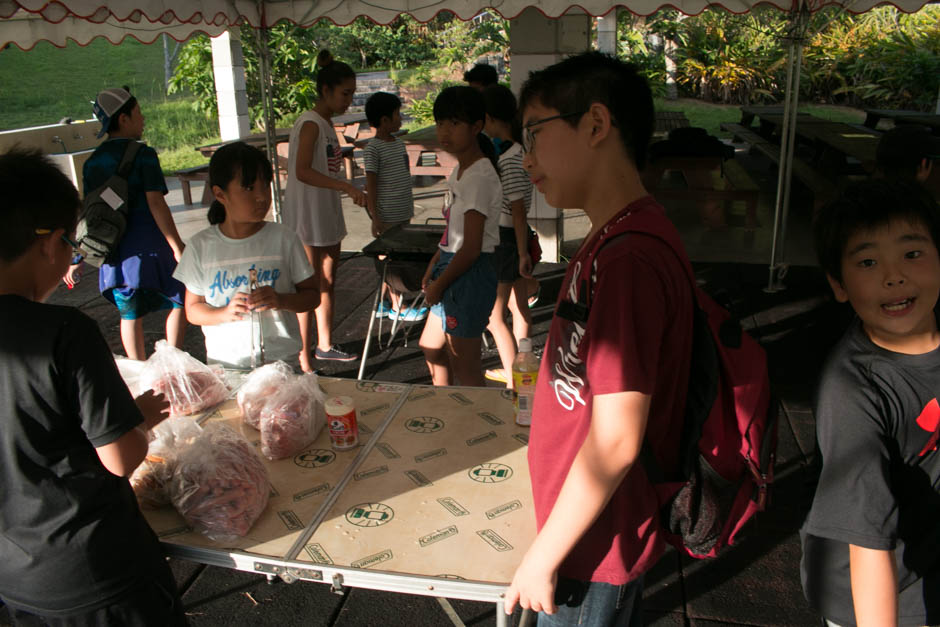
[
  {"left": 315, "top": 49, "right": 355, "bottom": 97},
  {"left": 518, "top": 51, "right": 654, "bottom": 170},
  {"left": 814, "top": 179, "right": 940, "bottom": 283},
  {"left": 463, "top": 63, "right": 498, "bottom": 86},
  {"left": 365, "top": 92, "right": 402, "bottom": 128},
  {"left": 482, "top": 84, "right": 521, "bottom": 143},
  {"left": 876, "top": 125, "right": 940, "bottom": 181},
  {"left": 433, "top": 86, "right": 498, "bottom": 171},
  {"left": 207, "top": 142, "right": 273, "bottom": 225},
  {"left": 0, "top": 148, "right": 80, "bottom": 262}
]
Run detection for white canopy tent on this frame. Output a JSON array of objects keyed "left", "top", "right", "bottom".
[{"left": 1, "top": 0, "right": 932, "bottom": 285}]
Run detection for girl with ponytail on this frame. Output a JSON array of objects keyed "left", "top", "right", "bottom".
[
  {"left": 173, "top": 142, "right": 319, "bottom": 370},
  {"left": 419, "top": 86, "right": 502, "bottom": 387},
  {"left": 284, "top": 49, "right": 365, "bottom": 372}
]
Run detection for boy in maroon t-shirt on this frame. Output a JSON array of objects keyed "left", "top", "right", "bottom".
[{"left": 504, "top": 52, "right": 695, "bottom": 625}]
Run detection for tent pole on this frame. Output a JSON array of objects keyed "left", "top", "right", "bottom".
[
  {"left": 766, "top": 34, "right": 797, "bottom": 292},
  {"left": 775, "top": 39, "right": 804, "bottom": 281},
  {"left": 766, "top": 8, "right": 807, "bottom": 293},
  {"left": 255, "top": 11, "right": 282, "bottom": 222}
]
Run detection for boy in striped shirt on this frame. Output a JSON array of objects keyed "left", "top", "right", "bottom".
[{"left": 364, "top": 92, "right": 425, "bottom": 321}]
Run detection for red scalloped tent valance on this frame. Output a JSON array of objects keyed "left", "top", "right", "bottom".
[{"left": 0, "top": 0, "right": 931, "bottom": 50}]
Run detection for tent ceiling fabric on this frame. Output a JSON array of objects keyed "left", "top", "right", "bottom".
[{"left": 1, "top": 0, "right": 931, "bottom": 49}]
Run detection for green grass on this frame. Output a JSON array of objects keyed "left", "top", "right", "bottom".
[{"left": 0, "top": 38, "right": 217, "bottom": 173}]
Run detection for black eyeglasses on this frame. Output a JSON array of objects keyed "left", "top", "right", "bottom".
[
  {"left": 35, "top": 228, "right": 87, "bottom": 264},
  {"left": 522, "top": 111, "right": 586, "bottom": 154}
]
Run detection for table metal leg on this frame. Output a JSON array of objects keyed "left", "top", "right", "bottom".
[
  {"left": 357, "top": 262, "right": 388, "bottom": 379},
  {"left": 496, "top": 601, "right": 507, "bottom": 627}
]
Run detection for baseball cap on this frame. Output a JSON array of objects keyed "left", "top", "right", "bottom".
[
  {"left": 876, "top": 125, "right": 940, "bottom": 170},
  {"left": 92, "top": 87, "right": 133, "bottom": 139}
]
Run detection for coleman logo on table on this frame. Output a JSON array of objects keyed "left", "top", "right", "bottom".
[
  {"left": 437, "top": 497, "right": 469, "bottom": 517},
  {"left": 352, "top": 550, "right": 393, "bottom": 569},
  {"left": 277, "top": 510, "right": 304, "bottom": 531},
  {"left": 354, "top": 465, "right": 389, "bottom": 480},
  {"left": 476, "top": 529, "right": 514, "bottom": 552},
  {"left": 468, "top": 463, "right": 513, "bottom": 483},
  {"left": 448, "top": 392, "right": 473, "bottom": 405},
  {"left": 360, "top": 403, "right": 390, "bottom": 416},
  {"left": 486, "top": 500, "right": 523, "bottom": 520},
  {"left": 304, "top": 543, "right": 334, "bottom": 565},
  {"left": 467, "top": 432, "right": 497, "bottom": 446},
  {"left": 294, "top": 449, "right": 336, "bottom": 468},
  {"left": 415, "top": 448, "right": 447, "bottom": 462},
  {"left": 293, "top": 483, "right": 331, "bottom": 502},
  {"left": 419, "top": 525, "right": 458, "bottom": 547},
  {"left": 346, "top": 503, "right": 394, "bottom": 527},
  {"left": 405, "top": 417, "right": 444, "bottom": 433},
  {"left": 408, "top": 390, "right": 435, "bottom": 402},
  {"left": 477, "top": 412, "right": 504, "bottom": 426},
  {"left": 375, "top": 442, "right": 401, "bottom": 459},
  {"left": 405, "top": 470, "right": 433, "bottom": 487}
]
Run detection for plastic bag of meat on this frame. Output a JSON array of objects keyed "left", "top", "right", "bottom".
[
  {"left": 139, "top": 341, "right": 228, "bottom": 416},
  {"left": 170, "top": 423, "right": 271, "bottom": 541},
  {"left": 237, "top": 361, "right": 294, "bottom": 430},
  {"left": 258, "top": 373, "right": 326, "bottom": 460},
  {"left": 129, "top": 416, "right": 202, "bottom": 508}
]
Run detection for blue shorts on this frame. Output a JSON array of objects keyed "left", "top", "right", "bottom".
[
  {"left": 430, "top": 251, "right": 497, "bottom": 338},
  {"left": 111, "top": 288, "right": 182, "bottom": 321}
]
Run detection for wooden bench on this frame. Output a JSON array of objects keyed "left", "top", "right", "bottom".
[
  {"left": 645, "top": 155, "right": 760, "bottom": 228},
  {"left": 175, "top": 164, "right": 210, "bottom": 206},
  {"left": 720, "top": 122, "right": 835, "bottom": 210}
]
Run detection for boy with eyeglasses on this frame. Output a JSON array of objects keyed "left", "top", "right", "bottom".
[
  {"left": 0, "top": 148, "right": 187, "bottom": 625},
  {"left": 504, "top": 52, "right": 695, "bottom": 625}
]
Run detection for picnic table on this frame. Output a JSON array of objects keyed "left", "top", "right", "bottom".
[
  {"left": 754, "top": 113, "right": 881, "bottom": 173},
  {"left": 863, "top": 108, "right": 940, "bottom": 134}
]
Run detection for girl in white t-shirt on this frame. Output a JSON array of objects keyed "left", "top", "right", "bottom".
[
  {"left": 284, "top": 49, "right": 366, "bottom": 373},
  {"left": 419, "top": 86, "right": 503, "bottom": 387},
  {"left": 174, "top": 142, "right": 319, "bottom": 370}
]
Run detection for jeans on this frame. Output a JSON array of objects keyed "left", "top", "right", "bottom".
[{"left": 537, "top": 575, "right": 644, "bottom": 627}]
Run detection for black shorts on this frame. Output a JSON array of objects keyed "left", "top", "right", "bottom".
[{"left": 494, "top": 226, "right": 520, "bottom": 284}]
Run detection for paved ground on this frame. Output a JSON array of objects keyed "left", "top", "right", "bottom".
[{"left": 2, "top": 148, "right": 845, "bottom": 626}]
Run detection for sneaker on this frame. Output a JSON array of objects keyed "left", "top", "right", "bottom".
[
  {"left": 485, "top": 368, "right": 508, "bottom": 383},
  {"left": 375, "top": 301, "right": 393, "bottom": 318},
  {"left": 390, "top": 306, "right": 429, "bottom": 322},
  {"left": 315, "top": 345, "right": 358, "bottom": 362}
]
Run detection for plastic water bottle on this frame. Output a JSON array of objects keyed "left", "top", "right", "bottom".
[{"left": 512, "top": 338, "right": 539, "bottom": 426}]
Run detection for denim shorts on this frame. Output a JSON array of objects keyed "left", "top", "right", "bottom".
[
  {"left": 430, "top": 251, "right": 497, "bottom": 338},
  {"left": 111, "top": 288, "right": 182, "bottom": 321}
]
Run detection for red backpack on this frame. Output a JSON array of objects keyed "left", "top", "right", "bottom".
[{"left": 564, "top": 204, "right": 777, "bottom": 558}]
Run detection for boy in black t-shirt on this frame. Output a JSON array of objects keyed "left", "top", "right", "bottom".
[
  {"left": 0, "top": 149, "right": 186, "bottom": 625},
  {"left": 802, "top": 179, "right": 940, "bottom": 627}
]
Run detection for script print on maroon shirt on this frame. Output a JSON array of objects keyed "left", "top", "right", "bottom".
[{"left": 528, "top": 199, "right": 693, "bottom": 585}]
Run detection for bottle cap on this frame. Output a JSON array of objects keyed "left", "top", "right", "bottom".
[{"left": 518, "top": 338, "right": 532, "bottom": 352}]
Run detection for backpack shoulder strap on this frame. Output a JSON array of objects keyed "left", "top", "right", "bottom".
[{"left": 116, "top": 140, "right": 142, "bottom": 178}]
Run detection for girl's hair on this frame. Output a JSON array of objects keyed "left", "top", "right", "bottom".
[
  {"left": 207, "top": 142, "right": 273, "bottom": 225},
  {"left": 482, "top": 84, "right": 521, "bottom": 143},
  {"left": 315, "top": 49, "right": 355, "bottom": 97},
  {"left": 433, "top": 86, "right": 498, "bottom": 170}
]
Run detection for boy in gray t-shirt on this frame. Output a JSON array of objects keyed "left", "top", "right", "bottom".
[
  {"left": 802, "top": 179, "right": 940, "bottom": 627},
  {"left": 364, "top": 92, "right": 424, "bottom": 322}
]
